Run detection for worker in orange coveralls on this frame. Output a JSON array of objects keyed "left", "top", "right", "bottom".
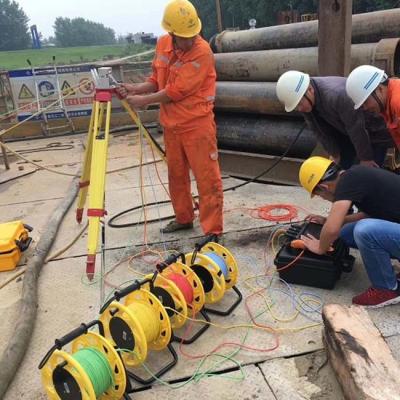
[
  {"left": 118, "top": 0, "right": 223, "bottom": 235},
  {"left": 346, "top": 65, "right": 400, "bottom": 151}
]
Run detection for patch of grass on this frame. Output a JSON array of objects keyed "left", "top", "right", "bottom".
[{"left": 0, "top": 44, "right": 154, "bottom": 70}]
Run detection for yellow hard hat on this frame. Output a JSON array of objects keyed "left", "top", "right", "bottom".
[
  {"left": 162, "top": 0, "right": 202, "bottom": 38},
  {"left": 299, "top": 156, "right": 333, "bottom": 195}
]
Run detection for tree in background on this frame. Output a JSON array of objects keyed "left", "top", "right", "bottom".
[
  {"left": 0, "top": 0, "right": 30, "bottom": 51},
  {"left": 353, "top": 0, "right": 399, "bottom": 12},
  {"left": 54, "top": 17, "right": 116, "bottom": 47},
  {"left": 193, "top": 0, "right": 399, "bottom": 40}
]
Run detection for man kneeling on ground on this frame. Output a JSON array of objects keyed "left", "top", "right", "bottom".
[{"left": 298, "top": 156, "right": 400, "bottom": 308}]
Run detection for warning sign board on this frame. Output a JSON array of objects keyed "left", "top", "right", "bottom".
[
  {"left": 38, "top": 81, "right": 55, "bottom": 97},
  {"left": 18, "top": 84, "right": 34, "bottom": 99},
  {"left": 61, "top": 80, "right": 76, "bottom": 96},
  {"left": 79, "top": 78, "right": 95, "bottom": 95},
  {"left": 8, "top": 65, "right": 98, "bottom": 121}
]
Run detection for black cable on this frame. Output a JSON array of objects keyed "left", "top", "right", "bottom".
[
  {"left": 4, "top": 142, "right": 74, "bottom": 156},
  {"left": 108, "top": 123, "right": 307, "bottom": 229},
  {"left": 223, "top": 123, "right": 306, "bottom": 192}
]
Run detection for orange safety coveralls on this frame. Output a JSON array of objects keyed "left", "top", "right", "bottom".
[
  {"left": 382, "top": 79, "right": 400, "bottom": 149},
  {"left": 147, "top": 34, "right": 223, "bottom": 235}
]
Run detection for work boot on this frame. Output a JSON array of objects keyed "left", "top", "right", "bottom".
[{"left": 161, "top": 220, "right": 193, "bottom": 233}]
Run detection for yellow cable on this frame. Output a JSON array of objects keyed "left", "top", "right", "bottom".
[{"left": 164, "top": 307, "right": 320, "bottom": 333}]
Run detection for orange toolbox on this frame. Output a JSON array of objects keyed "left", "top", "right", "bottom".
[{"left": 0, "top": 221, "right": 33, "bottom": 272}]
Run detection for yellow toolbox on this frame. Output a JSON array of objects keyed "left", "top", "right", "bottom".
[{"left": 0, "top": 221, "right": 33, "bottom": 272}]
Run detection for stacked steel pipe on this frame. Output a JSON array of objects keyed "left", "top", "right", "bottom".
[{"left": 212, "top": 9, "right": 400, "bottom": 158}]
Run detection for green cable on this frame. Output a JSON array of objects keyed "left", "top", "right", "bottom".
[{"left": 72, "top": 348, "right": 114, "bottom": 397}]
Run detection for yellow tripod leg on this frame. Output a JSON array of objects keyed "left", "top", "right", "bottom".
[
  {"left": 86, "top": 100, "right": 111, "bottom": 279},
  {"left": 120, "top": 99, "right": 167, "bottom": 162},
  {"left": 76, "top": 102, "right": 96, "bottom": 223}
]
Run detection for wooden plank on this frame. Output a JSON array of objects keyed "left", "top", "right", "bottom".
[{"left": 322, "top": 304, "right": 400, "bottom": 400}]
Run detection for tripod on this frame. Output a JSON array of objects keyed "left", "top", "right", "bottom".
[{"left": 75, "top": 67, "right": 165, "bottom": 289}]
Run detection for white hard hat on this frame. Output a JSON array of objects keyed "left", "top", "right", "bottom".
[
  {"left": 276, "top": 70, "right": 310, "bottom": 112},
  {"left": 346, "top": 65, "right": 386, "bottom": 110}
]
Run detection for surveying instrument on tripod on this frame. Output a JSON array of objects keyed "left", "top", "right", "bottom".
[{"left": 75, "top": 67, "right": 165, "bottom": 298}]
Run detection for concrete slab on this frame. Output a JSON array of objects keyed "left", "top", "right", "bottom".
[
  {"left": 0, "top": 165, "right": 37, "bottom": 185},
  {"left": 3, "top": 257, "right": 99, "bottom": 400},
  {"left": 132, "top": 364, "right": 275, "bottom": 400},
  {"left": 259, "top": 351, "right": 344, "bottom": 400},
  {"left": 387, "top": 334, "right": 400, "bottom": 363},
  {"left": 1, "top": 132, "right": 400, "bottom": 400}
]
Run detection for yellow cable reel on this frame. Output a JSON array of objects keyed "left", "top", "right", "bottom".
[
  {"left": 200, "top": 242, "right": 239, "bottom": 290},
  {"left": 99, "top": 289, "right": 171, "bottom": 368},
  {"left": 143, "top": 273, "right": 188, "bottom": 330},
  {"left": 143, "top": 261, "right": 206, "bottom": 329},
  {"left": 125, "top": 288, "right": 171, "bottom": 350},
  {"left": 167, "top": 261, "right": 206, "bottom": 313},
  {"left": 41, "top": 332, "right": 126, "bottom": 400},
  {"left": 185, "top": 252, "right": 226, "bottom": 304},
  {"left": 99, "top": 300, "right": 148, "bottom": 368}
]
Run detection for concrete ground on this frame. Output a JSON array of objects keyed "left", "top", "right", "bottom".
[{"left": 1, "top": 130, "right": 399, "bottom": 400}]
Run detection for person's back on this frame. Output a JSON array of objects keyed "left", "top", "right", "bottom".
[
  {"left": 308, "top": 77, "right": 351, "bottom": 132},
  {"left": 334, "top": 165, "right": 400, "bottom": 222},
  {"left": 276, "top": 71, "right": 392, "bottom": 169},
  {"left": 306, "top": 77, "right": 390, "bottom": 167}
]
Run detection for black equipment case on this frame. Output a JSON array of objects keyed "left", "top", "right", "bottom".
[{"left": 274, "top": 222, "right": 355, "bottom": 289}]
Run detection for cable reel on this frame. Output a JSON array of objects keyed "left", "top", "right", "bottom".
[
  {"left": 185, "top": 251, "right": 226, "bottom": 304},
  {"left": 201, "top": 242, "right": 239, "bottom": 290},
  {"left": 98, "top": 279, "right": 177, "bottom": 386},
  {"left": 186, "top": 235, "right": 242, "bottom": 316},
  {"left": 99, "top": 299, "right": 148, "bottom": 368},
  {"left": 39, "top": 321, "right": 127, "bottom": 400},
  {"left": 142, "top": 253, "right": 211, "bottom": 345},
  {"left": 143, "top": 272, "right": 187, "bottom": 330},
  {"left": 144, "top": 253, "right": 206, "bottom": 329}
]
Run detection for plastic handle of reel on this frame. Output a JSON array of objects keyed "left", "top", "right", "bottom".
[
  {"left": 195, "top": 234, "right": 219, "bottom": 251},
  {"left": 54, "top": 321, "right": 97, "bottom": 348},
  {"left": 115, "top": 279, "right": 142, "bottom": 300},
  {"left": 100, "top": 279, "right": 146, "bottom": 313},
  {"left": 156, "top": 253, "right": 185, "bottom": 271},
  {"left": 38, "top": 345, "right": 57, "bottom": 370}
]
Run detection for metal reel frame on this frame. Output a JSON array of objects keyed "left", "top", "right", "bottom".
[{"left": 41, "top": 332, "right": 126, "bottom": 400}]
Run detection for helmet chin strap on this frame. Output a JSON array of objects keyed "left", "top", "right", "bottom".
[{"left": 371, "top": 90, "right": 385, "bottom": 112}]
